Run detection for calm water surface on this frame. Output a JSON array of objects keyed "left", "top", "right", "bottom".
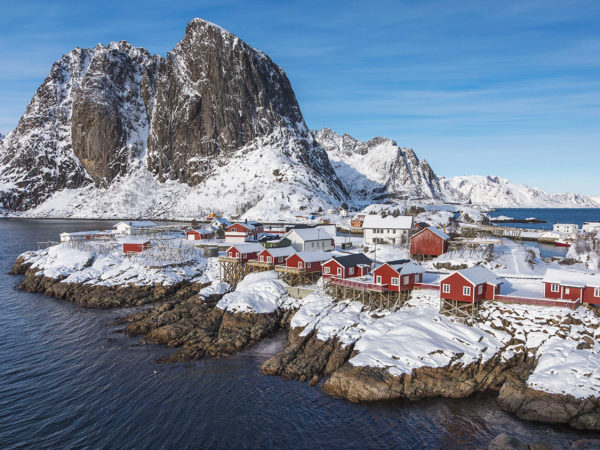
[
  {"left": 489, "top": 208, "right": 600, "bottom": 231},
  {"left": 0, "top": 219, "right": 596, "bottom": 449}
]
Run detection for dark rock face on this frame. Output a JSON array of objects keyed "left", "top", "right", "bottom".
[
  {"left": 122, "top": 293, "right": 295, "bottom": 362},
  {"left": 0, "top": 19, "right": 344, "bottom": 211},
  {"left": 497, "top": 378, "right": 600, "bottom": 432}
]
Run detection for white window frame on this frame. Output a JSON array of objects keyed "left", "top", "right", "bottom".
[
  {"left": 550, "top": 284, "right": 559, "bottom": 293},
  {"left": 307, "top": 262, "right": 312, "bottom": 269},
  {"left": 349, "top": 267, "right": 354, "bottom": 275},
  {"left": 442, "top": 284, "right": 450, "bottom": 294},
  {"left": 376, "top": 275, "right": 382, "bottom": 284},
  {"left": 391, "top": 277, "right": 399, "bottom": 286},
  {"left": 463, "top": 286, "right": 471, "bottom": 296},
  {"left": 267, "top": 256, "right": 272, "bottom": 263},
  {"left": 228, "top": 252, "right": 233, "bottom": 257},
  {"left": 298, "top": 261, "right": 303, "bottom": 269},
  {"left": 337, "top": 267, "right": 342, "bottom": 276},
  {"left": 595, "top": 287, "right": 600, "bottom": 298},
  {"left": 478, "top": 285, "right": 483, "bottom": 295},
  {"left": 403, "top": 276, "right": 409, "bottom": 284},
  {"left": 565, "top": 287, "right": 570, "bottom": 295},
  {"left": 324, "top": 266, "right": 330, "bottom": 274},
  {"left": 260, "top": 255, "right": 264, "bottom": 262}
]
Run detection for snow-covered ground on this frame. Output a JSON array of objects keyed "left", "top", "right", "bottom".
[{"left": 19, "top": 240, "right": 209, "bottom": 287}]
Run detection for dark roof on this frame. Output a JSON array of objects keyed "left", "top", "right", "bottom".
[
  {"left": 385, "top": 259, "right": 411, "bottom": 266},
  {"left": 416, "top": 222, "right": 430, "bottom": 228},
  {"left": 330, "top": 253, "right": 373, "bottom": 268}
]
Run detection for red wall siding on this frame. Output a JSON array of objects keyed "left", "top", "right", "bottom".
[
  {"left": 373, "top": 264, "right": 400, "bottom": 292},
  {"left": 561, "top": 286, "right": 583, "bottom": 301},
  {"left": 440, "top": 273, "right": 476, "bottom": 303},
  {"left": 122, "top": 242, "right": 149, "bottom": 253},
  {"left": 322, "top": 260, "right": 344, "bottom": 278},
  {"left": 544, "top": 282, "right": 561, "bottom": 299},
  {"left": 410, "top": 229, "right": 447, "bottom": 257},
  {"left": 227, "top": 247, "right": 258, "bottom": 262},
  {"left": 286, "top": 254, "right": 323, "bottom": 272},
  {"left": 227, "top": 224, "right": 250, "bottom": 233},
  {"left": 583, "top": 286, "right": 600, "bottom": 304}
]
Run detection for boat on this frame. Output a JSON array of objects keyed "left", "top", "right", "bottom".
[{"left": 555, "top": 238, "right": 571, "bottom": 247}]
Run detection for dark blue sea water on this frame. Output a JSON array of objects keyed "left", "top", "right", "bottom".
[
  {"left": 489, "top": 208, "right": 600, "bottom": 231},
  {"left": 0, "top": 219, "right": 596, "bottom": 449}
]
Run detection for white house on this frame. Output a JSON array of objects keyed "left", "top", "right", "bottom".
[
  {"left": 114, "top": 221, "right": 158, "bottom": 235},
  {"left": 362, "top": 215, "right": 413, "bottom": 246},
  {"left": 209, "top": 218, "right": 231, "bottom": 232},
  {"left": 553, "top": 223, "right": 579, "bottom": 234},
  {"left": 582, "top": 222, "right": 600, "bottom": 233},
  {"left": 285, "top": 228, "right": 334, "bottom": 252}
]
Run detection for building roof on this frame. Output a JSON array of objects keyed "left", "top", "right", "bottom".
[
  {"left": 230, "top": 222, "right": 257, "bottom": 231},
  {"left": 261, "top": 246, "right": 295, "bottom": 258},
  {"left": 117, "top": 237, "right": 150, "bottom": 244},
  {"left": 115, "top": 221, "right": 157, "bottom": 228},
  {"left": 287, "top": 228, "right": 333, "bottom": 242},
  {"left": 326, "top": 253, "right": 372, "bottom": 268},
  {"left": 451, "top": 265, "right": 503, "bottom": 286},
  {"left": 376, "top": 259, "right": 425, "bottom": 275},
  {"left": 210, "top": 218, "right": 231, "bottom": 226},
  {"left": 543, "top": 268, "right": 600, "bottom": 288},
  {"left": 362, "top": 215, "right": 413, "bottom": 230},
  {"left": 189, "top": 228, "right": 213, "bottom": 234},
  {"left": 416, "top": 222, "right": 430, "bottom": 228},
  {"left": 229, "top": 243, "right": 264, "bottom": 254},
  {"left": 291, "top": 251, "right": 331, "bottom": 263},
  {"left": 412, "top": 226, "right": 450, "bottom": 241}
]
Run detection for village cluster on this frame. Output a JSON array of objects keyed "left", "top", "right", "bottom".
[{"left": 56, "top": 211, "right": 600, "bottom": 320}]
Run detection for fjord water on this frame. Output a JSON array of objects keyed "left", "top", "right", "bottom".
[
  {"left": 489, "top": 208, "right": 600, "bottom": 230},
  {"left": 0, "top": 219, "right": 593, "bottom": 449}
]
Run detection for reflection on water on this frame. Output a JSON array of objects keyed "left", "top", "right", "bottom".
[{"left": 0, "top": 219, "right": 595, "bottom": 448}]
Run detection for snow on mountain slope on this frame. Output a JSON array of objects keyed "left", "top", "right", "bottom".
[
  {"left": 314, "top": 128, "right": 442, "bottom": 203},
  {"left": 22, "top": 128, "right": 343, "bottom": 220},
  {"left": 441, "top": 175, "right": 600, "bottom": 208}
]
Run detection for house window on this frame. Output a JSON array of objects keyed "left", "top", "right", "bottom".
[
  {"left": 307, "top": 262, "right": 311, "bottom": 269},
  {"left": 376, "top": 275, "right": 382, "bottom": 284},
  {"left": 391, "top": 277, "right": 399, "bottom": 286},
  {"left": 478, "top": 285, "right": 483, "bottom": 295},
  {"left": 337, "top": 268, "right": 342, "bottom": 276},
  {"left": 349, "top": 267, "right": 354, "bottom": 275},
  {"left": 324, "top": 267, "right": 330, "bottom": 274},
  {"left": 551, "top": 284, "right": 559, "bottom": 292},
  {"left": 442, "top": 284, "right": 450, "bottom": 293},
  {"left": 403, "top": 276, "right": 409, "bottom": 284},
  {"left": 228, "top": 252, "right": 233, "bottom": 257},
  {"left": 298, "top": 262, "right": 303, "bottom": 268},
  {"left": 463, "top": 286, "right": 471, "bottom": 296},
  {"left": 260, "top": 255, "right": 264, "bottom": 262},
  {"left": 595, "top": 288, "right": 600, "bottom": 297},
  {"left": 267, "top": 256, "right": 272, "bottom": 263},
  {"left": 565, "top": 288, "right": 570, "bottom": 295}
]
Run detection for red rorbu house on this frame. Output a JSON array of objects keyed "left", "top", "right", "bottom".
[
  {"left": 186, "top": 228, "right": 215, "bottom": 241},
  {"left": 224, "top": 243, "right": 264, "bottom": 262},
  {"left": 322, "top": 253, "right": 372, "bottom": 279},
  {"left": 119, "top": 237, "right": 151, "bottom": 254},
  {"left": 410, "top": 226, "right": 450, "bottom": 257},
  {"left": 256, "top": 246, "right": 295, "bottom": 267},
  {"left": 543, "top": 269, "right": 600, "bottom": 305},
  {"left": 225, "top": 221, "right": 264, "bottom": 243},
  {"left": 440, "top": 266, "right": 503, "bottom": 303},
  {"left": 372, "top": 259, "right": 425, "bottom": 292},
  {"left": 350, "top": 215, "right": 365, "bottom": 229},
  {"left": 284, "top": 251, "right": 331, "bottom": 273}
]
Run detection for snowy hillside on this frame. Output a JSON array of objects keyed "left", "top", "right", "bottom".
[
  {"left": 441, "top": 175, "right": 600, "bottom": 208},
  {"left": 315, "top": 128, "right": 442, "bottom": 203}
]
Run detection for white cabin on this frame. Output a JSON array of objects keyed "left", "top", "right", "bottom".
[
  {"left": 285, "top": 228, "right": 334, "bottom": 252},
  {"left": 362, "top": 215, "right": 413, "bottom": 246},
  {"left": 114, "top": 221, "right": 158, "bottom": 235},
  {"left": 553, "top": 223, "right": 578, "bottom": 234}
]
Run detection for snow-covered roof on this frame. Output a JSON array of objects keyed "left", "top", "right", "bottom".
[
  {"left": 114, "top": 221, "right": 157, "bottom": 228},
  {"left": 210, "top": 218, "right": 231, "bottom": 226},
  {"left": 412, "top": 226, "right": 450, "bottom": 241},
  {"left": 189, "top": 228, "right": 213, "bottom": 234},
  {"left": 117, "top": 237, "right": 150, "bottom": 244},
  {"left": 292, "top": 251, "right": 331, "bottom": 263},
  {"left": 261, "top": 246, "right": 295, "bottom": 258},
  {"left": 230, "top": 222, "right": 256, "bottom": 231},
  {"left": 60, "top": 230, "right": 114, "bottom": 237},
  {"left": 452, "top": 266, "right": 503, "bottom": 286},
  {"left": 229, "top": 243, "right": 264, "bottom": 254},
  {"left": 287, "top": 228, "right": 333, "bottom": 242},
  {"left": 382, "top": 260, "right": 425, "bottom": 275},
  {"left": 362, "top": 215, "right": 413, "bottom": 230},
  {"left": 543, "top": 268, "right": 600, "bottom": 288}
]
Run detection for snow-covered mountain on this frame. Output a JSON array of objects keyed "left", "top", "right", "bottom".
[
  {"left": 441, "top": 175, "right": 600, "bottom": 208},
  {"left": 314, "top": 128, "right": 442, "bottom": 203},
  {"left": 0, "top": 19, "right": 347, "bottom": 218}
]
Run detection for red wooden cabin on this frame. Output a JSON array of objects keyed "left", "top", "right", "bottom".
[
  {"left": 257, "top": 247, "right": 295, "bottom": 267},
  {"left": 224, "top": 243, "right": 264, "bottom": 262},
  {"left": 543, "top": 269, "right": 600, "bottom": 304},
  {"left": 440, "top": 266, "right": 503, "bottom": 303},
  {"left": 285, "top": 251, "right": 330, "bottom": 273},
  {"left": 120, "top": 238, "right": 151, "bottom": 254},
  {"left": 322, "top": 253, "right": 372, "bottom": 279},
  {"left": 372, "top": 260, "right": 425, "bottom": 292},
  {"left": 410, "top": 226, "right": 449, "bottom": 257},
  {"left": 186, "top": 228, "right": 215, "bottom": 240},
  {"left": 225, "top": 221, "right": 264, "bottom": 243}
]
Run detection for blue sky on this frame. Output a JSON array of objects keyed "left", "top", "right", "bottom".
[{"left": 1, "top": 0, "right": 599, "bottom": 195}]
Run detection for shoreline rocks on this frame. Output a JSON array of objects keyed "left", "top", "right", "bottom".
[{"left": 497, "top": 378, "right": 600, "bottom": 432}]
